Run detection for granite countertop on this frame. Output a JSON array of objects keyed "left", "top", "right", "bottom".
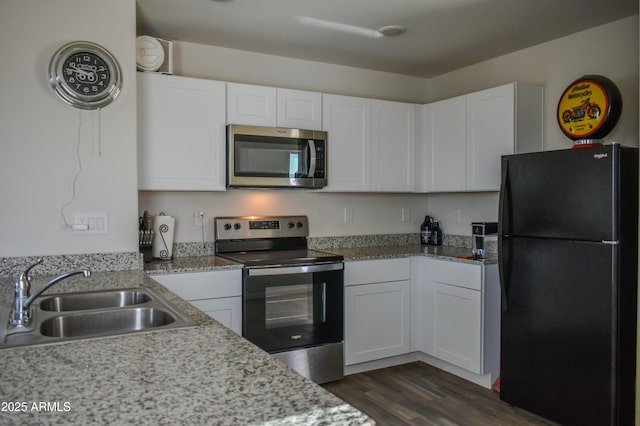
[
  {"left": 144, "top": 244, "right": 496, "bottom": 275},
  {"left": 0, "top": 271, "right": 373, "bottom": 425},
  {"left": 144, "top": 255, "right": 242, "bottom": 275},
  {"left": 325, "top": 244, "right": 498, "bottom": 264}
]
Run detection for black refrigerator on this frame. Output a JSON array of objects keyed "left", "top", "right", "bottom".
[{"left": 498, "top": 144, "right": 638, "bottom": 426}]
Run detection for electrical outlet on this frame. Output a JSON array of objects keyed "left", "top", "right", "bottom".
[
  {"left": 344, "top": 208, "right": 353, "bottom": 223},
  {"left": 73, "top": 212, "right": 108, "bottom": 235},
  {"left": 402, "top": 208, "right": 411, "bottom": 222},
  {"left": 195, "top": 211, "right": 205, "bottom": 226},
  {"left": 452, "top": 208, "right": 461, "bottom": 223}
]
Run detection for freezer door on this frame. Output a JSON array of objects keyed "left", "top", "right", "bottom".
[
  {"left": 500, "top": 237, "right": 622, "bottom": 426},
  {"left": 500, "top": 146, "right": 616, "bottom": 241}
]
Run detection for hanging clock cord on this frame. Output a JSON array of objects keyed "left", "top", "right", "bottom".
[{"left": 60, "top": 110, "right": 83, "bottom": 228}]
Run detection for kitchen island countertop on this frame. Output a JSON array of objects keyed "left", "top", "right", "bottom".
[{"left": 0, "top": 270, "right": 373, "bottom": 425}]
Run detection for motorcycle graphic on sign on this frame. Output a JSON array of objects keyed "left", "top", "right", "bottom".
[
  {"left": 561, "top": 97, "right": 601, "bottom": 123},
  {"left": 556, "top": 75, "right": 622, "bottom": 142}
]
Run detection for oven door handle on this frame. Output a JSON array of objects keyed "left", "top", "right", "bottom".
[{"left": 247, "top": 262, "right": 343, "bottom": 276}]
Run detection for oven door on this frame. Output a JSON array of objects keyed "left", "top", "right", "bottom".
[{"left": 243, "top": 262, "right": 343, "bottom": 353}]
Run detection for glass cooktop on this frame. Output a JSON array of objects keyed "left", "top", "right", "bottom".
[{"left": 218, "top": 249, "right": 343, "bottom": 267}]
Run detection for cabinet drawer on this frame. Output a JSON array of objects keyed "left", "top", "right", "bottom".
[
  {"left": 345, "top": 258, "right": 410, "bottom": 286},
  {"left": 428, "top": 259, "right": 481, "bottom": 291},
  {"left": 151, "top": 270, "right": 242, "bottom": 301}
]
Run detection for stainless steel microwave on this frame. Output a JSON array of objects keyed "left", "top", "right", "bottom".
[{"left": 227, "top": 125, "right": 328, "bottom": 189}]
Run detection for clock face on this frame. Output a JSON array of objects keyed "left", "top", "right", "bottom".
[
  {"left": 50, "top": 42, "right": 121, "bottom": 110},
  {"left": 62, "top": 52, "right": 111, "bottom": 97}
]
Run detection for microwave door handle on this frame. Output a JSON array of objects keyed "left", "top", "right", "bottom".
[{"left": 307, "top": 140, "right": 316, "bottom": 178}]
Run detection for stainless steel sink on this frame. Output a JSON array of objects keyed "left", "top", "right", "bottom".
[
  {"left": 1, "top": 287, "right": 197, "bottom": 348},
  {"left": 40, "top": 307, "right": 177, "bottom": 338},
  {"left": 39, "top": 289, "right": 152, "bottom": 312}
]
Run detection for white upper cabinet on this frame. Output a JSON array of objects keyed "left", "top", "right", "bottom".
[
  {"left": 466, "top": 84, "right": 514, "bottom": 191},
  {"left": 226, "top": 83, "right": 277, "bottom": 127},
  {"left": 322, "top": 94, "right": 373, "bottom": 191},
  {"left": 372, "top": 100, "right": 416, "bottom": 192},
  {"left": 227, "top": 83, "right": 323, "bottom": 130},
  {"left": 137, "top": 72, "right": 227, "bottom": 191},
  {"left": 416, "top": 95, "right": 467, "bottom": 192},
  {"left": 276, "top": 88, "right": 322, "bottom": 130},
  {"left": 417, "top": 82, "right": 543, "bottom": 192},
  {"left": 323, "top": 94, "right": 416, "bottom": 192}
]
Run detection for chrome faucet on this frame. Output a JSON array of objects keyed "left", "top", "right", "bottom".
[{"left": 9, "top": 258, "right": 91, "bottom": 328}]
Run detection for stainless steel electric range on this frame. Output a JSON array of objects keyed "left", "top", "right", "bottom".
[{"left": 215, "top": 215, "right": 344, "bottom": 384}]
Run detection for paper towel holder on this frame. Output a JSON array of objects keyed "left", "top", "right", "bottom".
[{"left": 152, "top": 212, "right": 175, "bottom": 261}]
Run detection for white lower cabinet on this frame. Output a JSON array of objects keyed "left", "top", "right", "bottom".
[
  {"left": 412, "top": 257, "right": 500, "bottom": 377},
  {"left": 344, "top": 258, "right": 411, "bottom": 365},
  {"left": 150, "top": 269, "right": 242, "bottom": 335}
]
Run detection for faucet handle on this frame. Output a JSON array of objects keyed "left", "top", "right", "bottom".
[{"left": 17, "top": 258, "right": 43, "bottom": 286}]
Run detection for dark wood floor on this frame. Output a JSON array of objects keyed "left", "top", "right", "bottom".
[{"left": 322, "top": 362, "right": 558, "bottom": 426}]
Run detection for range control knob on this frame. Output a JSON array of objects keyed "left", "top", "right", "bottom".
[
  {"left": 233, "top": 223, "right": 241, "bottom": 230},
  {"left": 296, "top": 222, "right": 304, "bottom": 228},
  {"left": 224, "top": 223, "right": 232, "bottom": 231},
  {"left": 287, "top": 222, "right": 295, "bottom": 229}
]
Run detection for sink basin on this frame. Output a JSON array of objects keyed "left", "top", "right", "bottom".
[
  {"left": 39, "top": 289, "right": 152, "bottom": 312},
  {"left": 40, "top": 307, "right": 176, "bottom": 338},
  {"left": 0, "top": 287, "right": 197, "bottom": 348}
]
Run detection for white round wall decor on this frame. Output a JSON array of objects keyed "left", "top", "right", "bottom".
[
  {"left": 136, "top": 36, "right": 165, "bottom": 72},
  {"left": 49, "top": 41, "right": 122, "bottom": 110}
]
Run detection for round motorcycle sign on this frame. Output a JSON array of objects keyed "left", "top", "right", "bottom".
[{"left": 556, "top": 75, "right": 622, "bottom": 141}]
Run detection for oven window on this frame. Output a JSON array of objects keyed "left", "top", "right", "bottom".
[{"left": 265, "top": 283, "right": 314, "bottom": 329}]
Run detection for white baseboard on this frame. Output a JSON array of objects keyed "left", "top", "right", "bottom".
[{"left": 344, "top": 351, "right": 498, "bottom": 390}]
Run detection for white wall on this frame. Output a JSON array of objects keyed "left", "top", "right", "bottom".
[
  {"left": 139, "top": 191, "right": 429, "bottom": 242},
  {"left": 0, "top": 0, "right": 138, "bottom": 257},
  {"left": 173, "top": 42, "right": 430, "bottom": 103},
  {"left": 428, "top": 15, "right": 639, "bottom": 151},
  {"left": 424, "top": 16, "right": 639, "bottom": 236},
  {"left": 141, "top": 17, "right": 638, "bottom": 240},
  {"left": 141, "top": 40, "right": 435, "bottom": 242},
  {"left": 1, "top": 4, "right": 637, "bottom": 258}
]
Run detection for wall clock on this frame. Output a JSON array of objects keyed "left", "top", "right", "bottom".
[{"left": 49, "top": 41, "right": 122, "bottom": 110}]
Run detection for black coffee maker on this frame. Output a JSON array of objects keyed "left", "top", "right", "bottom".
[{"left": 471, "top": 222, "right": 498, "bottom": 259}]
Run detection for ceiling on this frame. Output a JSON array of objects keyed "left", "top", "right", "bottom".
[{"left": 136, "top": 0, "right": 638, "bottom": 78}]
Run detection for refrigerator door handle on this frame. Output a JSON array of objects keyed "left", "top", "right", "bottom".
[{"left": 498, "top": 158, "right": 509, "bottom": 312}]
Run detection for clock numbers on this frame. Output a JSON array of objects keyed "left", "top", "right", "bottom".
[
  {"left": 50, "top": 41, "right": 121, "bottom": 109},
  {"left": 62, "top": 51, "right": 111, "bottom": 97}
]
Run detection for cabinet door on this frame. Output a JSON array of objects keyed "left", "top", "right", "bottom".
[
  {"left": 227, "top": 83, "right": 277, "bottom": 126},
  {"left": 424, "top": 96, "right": 467, "bottom": 192},
  {"left": 322, "top": 94, "right": 372, "bottom": 191},
  {"left": 372, "top": 100, "right": 416, "bottom": 192},
  {"left": 189, "top": 296, "right": 242, "bottom": 335},
  {"left": 276, "top": 88, "right": 322, "bottom": 130},
  {"left": 137, "top": 73, "right": 226, "bottom": 190},
  {"left": 433, "top": 283, "right": 482, "bottom": 373},
  {"left": 466, "top": 84, "right": 514, "bottom": 191},
  {"left": 345, "top": 280, "right": 411, "bottom": 365}
]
